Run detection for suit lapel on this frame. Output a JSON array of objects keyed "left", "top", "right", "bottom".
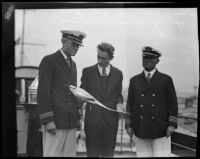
[
  {"left": 56, "top": 50, "right": 71, "bottom": 84},
  {"left": 56, "top": 50, "right": 70, "bottom": 72},
  {"left": 104, "top": 65, "right": 114, "bottom": 98},
  {"left": 93, "top": 64, "right": 104, "bottom": 97}
]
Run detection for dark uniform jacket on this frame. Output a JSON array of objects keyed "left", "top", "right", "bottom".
[
  {"left": 80, "top": 64, "right": 123, "bottom": 129},
  {"left": 37, "top": 50, "right": 80, "bottom": 129},
  {"left": 125, "top": 70, "right": 178, "bottom": 139}
]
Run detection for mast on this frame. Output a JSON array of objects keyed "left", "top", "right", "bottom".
[
  {"left": 20, "top": 9, "right": 25, "bottom": 66},
  {"left": 19, "top": 9, "right": 45, "bottom": 66}
]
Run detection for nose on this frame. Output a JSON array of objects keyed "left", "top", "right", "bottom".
[{"left": 74, "top": 46, "right": 79, "bottom": 52}]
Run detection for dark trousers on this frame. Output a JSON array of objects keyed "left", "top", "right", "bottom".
[
  {"left": 26, "top": 106, "right": 43, "bottom": 157},
  {"left": 85, "top": 116, "right": 118, "bottom": 157}
]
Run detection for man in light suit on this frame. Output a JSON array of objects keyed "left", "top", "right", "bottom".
[
  {"left": 80, "top": 42, "right": 125, "bottom": 157},
  {"left": 37, "top": 30, "right": 86, "bottom": 157},
  {"left": 125, "top": 46, "right": 178, "bottom": 157}
]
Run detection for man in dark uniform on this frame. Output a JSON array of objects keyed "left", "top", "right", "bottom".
[
  {"left": 37, "top": 30, "right": 86, "bottom": 157},
  {"left": 125, "top": 46, "right": 178, "bottom": 157},
  {"left": 80, "top": 42, "right": 125, "bottom": 157}
]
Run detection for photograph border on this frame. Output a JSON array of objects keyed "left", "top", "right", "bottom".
[{"left": 2, "top": 1, "right": 200, "bottom": 157}]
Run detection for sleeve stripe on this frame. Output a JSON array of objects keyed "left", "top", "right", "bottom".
[
  {"left": 169, "top": 116, "right": 177, "bottom": 123},
  {"left": 40, "top": 111, "right": 53, "bottom": 119}
]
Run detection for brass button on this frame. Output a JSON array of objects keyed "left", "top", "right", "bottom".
[
  {"left": 141, "top": 94, "right": 144, "bottom": 96},
  {"left": 141, "top": 105, "right": 143, "bottom": 107},
  {"left": 152, "top": 94, "right": 155, "bottom": 96},
  {"left": 152, "top": 116, "right": 154, "bottom": 119},
  {"left": 140, "top": 116, "right": 143, "bottom": 119},
  {"left": 152, "top": 104, "right": 155, "bottom": 107}
]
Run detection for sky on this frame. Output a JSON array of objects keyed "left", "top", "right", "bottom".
[{"left": 15, "top": 8, "right": 199, "bottom": 95}]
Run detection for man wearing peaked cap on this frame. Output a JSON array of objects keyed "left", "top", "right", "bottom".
[
  {"left": 142, "top": 46, "right": 161, "bottom": 58},
  {"left": 125, "top": 46, "right": 178, "bottom": 157},
  {"left": 61, "top": 30, "right": 86, "bottom": 46},
  {"left": 37, "top": 30, "right": 86, "bottom": 157}
]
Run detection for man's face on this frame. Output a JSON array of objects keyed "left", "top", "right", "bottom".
[
  {"left": 62, "top": 39, "right": 80, "bottom": 56},
  {"left": 142, "top": 55, "right": 159, "bottom": 71},
  {"left": 97, "top": 48, "right": 110, "bottom": 68}
]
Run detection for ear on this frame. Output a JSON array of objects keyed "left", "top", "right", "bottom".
[
  {"left": 61, "top": 37, "right": 68, "bottom": 45},
  {"left": 110, "top": 56, "right": 114, "bottom": 61}
]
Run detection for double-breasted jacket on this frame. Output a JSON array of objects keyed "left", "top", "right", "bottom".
[{"left": 125, "top": 70, "right": 178, "bottom": 139}]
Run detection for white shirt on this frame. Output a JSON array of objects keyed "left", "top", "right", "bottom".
[
  {"left": 144, "top": 68, "right": 156, "bottom": 79},
  {"left": 98, "top": 64, "right": 111, "bottom": 76},
  {"left": 60, "top": 49, "right": 68, "bottom": 60}
]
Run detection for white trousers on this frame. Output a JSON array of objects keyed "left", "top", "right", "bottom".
[
  {"left": 42, "top": 127, "right": 76, "bottom": 157},
  {"left": 134, "top": 136, "right": 171, "bottom": 157}
]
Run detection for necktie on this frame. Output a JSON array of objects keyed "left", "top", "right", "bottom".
[
  {"left": 102, "top": 67, "right": 107, "bottom": 77},
  {"left": 147, "top": 72, "right": 151, "bottom": 83},
  {"left": 66, "top": 57, "right": 71, "bottom": 68}
]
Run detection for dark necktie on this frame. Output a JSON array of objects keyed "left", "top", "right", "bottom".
[
  {"left": 66, "top": 57, "right": 71, "bottom": 68},
  {"left": 147, "top": 72, "right": 151, "bottom": 83},
  {"left": 102, "top": 67, "right": 107, "bottom": 77}
]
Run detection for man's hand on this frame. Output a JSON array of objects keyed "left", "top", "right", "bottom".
[
  {"left": 77, "top": 120, "right": 82, "bottom": 131},
  {"left": 166, "top": 126, "right": 175, "bottom": 138},
  {"left": 116, "top": 103, "right": 126, "bottom": 114},
  {"left": 46, "top": 121, "right": 56, "bottom": 135},
  {"left": 126, "top": 127, "right": 134, "bottom": 138},
  {"left": 76, "top": 97, "right": 87, "bottom": 105}
]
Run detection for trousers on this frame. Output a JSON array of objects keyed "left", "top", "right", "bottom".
[
  {"left": 42, "top": 127, "right": 76, "bottom": 157},
  {"left": 134, "top": 135, "right": 171, "bottom": 157},
  {"left": 85, "top": 115, "right": 118, "bottom": 157}
]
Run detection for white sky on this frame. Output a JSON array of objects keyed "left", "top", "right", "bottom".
[{"left": 15, "top": 8, "right": 199, "bottom": 94}]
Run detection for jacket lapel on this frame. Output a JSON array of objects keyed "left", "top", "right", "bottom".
[
  {"left": 56, "top": 50, "right": 70, "bottom": 72},
  {"left": 56, "top": 50, "right": 71, "bottom": 84},
  {"left": 93, "top": 64, "right": 104, "bottom": 98},
  {"left": 104, "top": 65, "right": 114, "bottom": 98}
]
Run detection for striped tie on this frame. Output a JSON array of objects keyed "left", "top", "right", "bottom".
[{"left": 102, "top": 67, "right": 107, "bottom": 77}]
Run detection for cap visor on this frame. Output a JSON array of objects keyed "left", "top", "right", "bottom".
[{"left": 142, "top": 54, "right": 158, "bottom": 58}]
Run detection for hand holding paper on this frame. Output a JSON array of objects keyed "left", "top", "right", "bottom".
[
  {"left": 68, "top": 85, "right": 134, "bottom": 117},
  {"left": 116, "top": 103, "right": 126, "bottom": 113}
]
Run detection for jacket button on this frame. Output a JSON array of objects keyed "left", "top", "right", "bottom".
[
  {"left": 69, "top": 102, "right": 71, "bottom": 106},
  {"left": 68, "top": 92, "right": 71, "bottom": 95},
  {"left": 140, "top": 116, "right": 143, "bottom": 119},
  {"left": 141, "top": 94, "right": 144, "bottom": 96},
  {"left": 140, "top": 105, "right": 143, "bottom": 107},
  {"left": 152, "top": 104, "right": 155, "bottom": 107},
  {"left": 152, "top": 116, "right": 154, "bottom": 119},
  {"left": 152, "top": 94, "right": 155, "bottom": 96}
]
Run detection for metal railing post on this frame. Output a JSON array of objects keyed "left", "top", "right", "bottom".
[{"left": 120, "top": 114, "right": 124, "bottom": 154}]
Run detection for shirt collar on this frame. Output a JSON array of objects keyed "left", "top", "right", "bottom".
[
  {"left": 60, "top": 49, "right": 69, "bottom": 60},
  {"left": 98, "top": 64, "right": 111, "bottom": 75},
  {"left": 144, "top": 68, "right": 156, "bottom": 78}
]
